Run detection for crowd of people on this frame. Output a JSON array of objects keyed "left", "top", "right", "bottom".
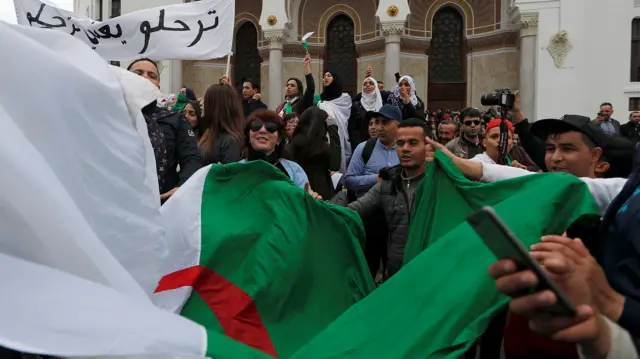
[{"left": 90, "top": 54, "right": 640, "bottom": 359}]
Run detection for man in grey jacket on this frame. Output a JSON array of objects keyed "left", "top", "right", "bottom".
[{"left": 347, "top": 118, "right": 430, "bottom": 277}]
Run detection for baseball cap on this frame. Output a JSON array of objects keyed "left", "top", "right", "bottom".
[
  {"left": 600, "top": 135, "right": 636, "bottom": 178},
  {"left": 530, "top": 115, "right": 606, "bottom": 147},
  {"left": 371, "top": 104, "right": 403, "bottom": 123},
  {"left": 485, "top": 119, "right": 514, "bottom": 135}
]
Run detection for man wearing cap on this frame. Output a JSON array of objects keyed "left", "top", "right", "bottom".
[
  {"left": 344, "top": 104, "right": 402, "bottom": 278},
  {"left": 468, "top": 118, "right": 536, "bottom": 170}
]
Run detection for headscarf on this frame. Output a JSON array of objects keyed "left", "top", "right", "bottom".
[
  {"left": 172, "top": 91, "right": 189, "bottom": 112},
  {"left": 360, "top": 77, "right": 383, "bottom": 112},
  {"left": 320, "top": 71, "right": 343, "bottom": 102},
  {"left": 391, "top": 75, "right": 419, "bottom": 107}
]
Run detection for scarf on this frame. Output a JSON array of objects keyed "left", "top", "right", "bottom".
[
  {"left": 320, "top": 71, "right": 343, "bottom": 102},
  {"left": 390, "top": 75, "right": 419, "bottom": 110},
  {"left": 247, "top": 147, "right": 290, "bottom": 179},
  {"left": 360, "top": 77, "right": 383, "bottom": 112},
  {"left": 171, "top": 92, "right": 189, "bottom": 113},
  {"left": 280, "top": 96, "right": 299, "bottom": 117}
]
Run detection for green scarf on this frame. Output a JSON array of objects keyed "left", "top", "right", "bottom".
[{"left": 172, "top": 92, "right": 189, "bottom": 113}]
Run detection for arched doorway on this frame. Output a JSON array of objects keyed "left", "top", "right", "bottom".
[
  {"left": 428, "top": 7, "right": 466, "bottom": 111},
  {"left": 325, "top": 15, "right": 357, "bottom": 96},
  {"left": 234, "top": 22, "right": 262, "bottom": 92}
]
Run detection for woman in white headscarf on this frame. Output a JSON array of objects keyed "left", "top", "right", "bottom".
[
  {"left": 348, "top": 76, "right": 390, "bottom": 150},
  {"left": 387, "top": 75, "right": 425, "bottom": 121}
]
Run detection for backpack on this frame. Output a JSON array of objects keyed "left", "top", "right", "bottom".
[{"left": 361, "top": 137, "right": 378, "bottom": 164}]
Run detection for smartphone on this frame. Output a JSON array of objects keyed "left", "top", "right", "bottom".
[{"left": 466, "top": 206, "right": 577, "bottom": 316}]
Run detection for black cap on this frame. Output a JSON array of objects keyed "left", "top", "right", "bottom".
[
  {"left": 530, "top": 115, "right": 606, "bottom": 147},
  {"left": 600, "top": 135, "right": 636, "bottom": 178}
]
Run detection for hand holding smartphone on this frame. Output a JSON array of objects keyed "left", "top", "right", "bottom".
[{"left": 466, "top": 206, "right": 577, "bottom": 316}]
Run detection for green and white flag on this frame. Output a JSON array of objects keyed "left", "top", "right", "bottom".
[
  {"left": 156, "top": 161, "right": 375, "bottom": 358},
  {"left": 301, "top": 32, "right": 314, "bottom": 52}
]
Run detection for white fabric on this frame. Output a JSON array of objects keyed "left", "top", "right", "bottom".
[
  {"left": 0, "top": 253, "right": 206, "bottom": 359},
  {"left": 318, "top": 93, "right": 352, "bottom": 173},
  {"left": 360, "top": 77, "right": 383, "bottom": 112},
  {"left": 154, "top": 166, "right": 210, "bottom": 313},
  {"left": 470, "top": 152, "right": 495, "bottom": 164},
  {"left": 0, "top": 22, "right": 207, "bottom": 357},
  {"left": 393, "top": 75, "right": 419, "bottom": 107},
  {"left": 331, "top": 172, "right": 343, "bottom": 189},
  {"left": 480, "top": 163, "right": 627, "bottom": 216},
  {"left": 14, "top": 0, "right": 234, "bottom": 61},
  {"left": 578, "top": 316, "right": 638, "bottom": 359}
]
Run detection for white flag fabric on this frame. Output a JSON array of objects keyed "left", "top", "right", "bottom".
[
  {"left": 13, "top": 0, "right": 234, "bottom": 61},
  {"left": 0, "top": 22, "right": 207, "bottom": 357}
]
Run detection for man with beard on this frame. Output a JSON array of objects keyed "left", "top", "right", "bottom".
[
  {"left": 437, "top": 120, "right": 457, "bottom": 145},
  {"left": 445, "top": 107, "right": 483, "bottom": 159}
]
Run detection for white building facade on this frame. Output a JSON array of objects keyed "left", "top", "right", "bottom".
[{"left": 74, "top": 0, "right": 640, "bottom": 121}]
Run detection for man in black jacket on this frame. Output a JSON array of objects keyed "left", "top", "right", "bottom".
[
  {"left": 621, "top": 111, "right": 640, "bottom": 143},
  {"left": 128, "top": 58, "right": 202, "bottom": 203},
  {"left": 241, "top": 79, "right": 267, "bottom": 117}
]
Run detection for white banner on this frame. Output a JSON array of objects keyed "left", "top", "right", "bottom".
[{"left": 13, "top": 0, "right": 234, "bottom": 61}]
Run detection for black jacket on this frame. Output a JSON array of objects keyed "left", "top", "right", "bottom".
[
  {"left": 143, "top": 105, "right": 202, "bottom": 194},
  {"left": 242, "top": 99, "right": 267, "bottom": 117},
  {"left": 621, "top": 122, "right": 640, "bottom": 144}
]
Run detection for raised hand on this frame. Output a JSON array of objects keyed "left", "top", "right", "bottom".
[{"left": 304, "top": 53, "right": 311, "bottom": 75}]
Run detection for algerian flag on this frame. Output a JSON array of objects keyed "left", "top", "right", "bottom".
[
  {"left": 301, "top": 32, "right": 314, "bottom": 52},
  {"left": 291, "top": 151, "right": 598, "bottom": 358},
  {"left": 156, "top": 161, "right": 375, "bottom": 358}
]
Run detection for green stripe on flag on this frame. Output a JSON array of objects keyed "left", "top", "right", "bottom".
[{"left": 291, "top": 151, "right": 598, "bottom": 359}]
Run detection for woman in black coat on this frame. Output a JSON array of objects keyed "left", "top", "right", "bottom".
[{"left": 285, "top": 107, "right": 341, "bottom": 199}]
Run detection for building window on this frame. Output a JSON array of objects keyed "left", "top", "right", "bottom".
[
  {"left": 111, "top": 0, "right": 121, "bottom": 18},
  {"left": 325, "top": 15, "right": 357, "bottom": 96},
  {"left": 429, "top": 7, "right": 465, "bottom": 83},
  {"left": 233, "top": 22, "right": 262, "bottom": 91},
  {"left": 630, "top": 97, "right": 640, "bottom": 111},
  {"left": 632, "top": 18, "right": 640, "bottom": 82}
]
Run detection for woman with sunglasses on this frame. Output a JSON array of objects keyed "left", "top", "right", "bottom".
[
  {"left": 242, "top": 110, "right": 309, "bottom": 190},
  {"left": 386, "top": 75, "right": 425, "bottom": 121}
]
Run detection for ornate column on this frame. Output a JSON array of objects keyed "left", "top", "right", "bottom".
[
  {"left": 382, "top": 24, "right": 404, "bottom": 87},
  {"left": 264, "top": 31, "right": 285, "bottom": 109},
  {"left": 519, "top": 13, "right": 538, "bottom": 121},
  {"left": 260, "top": 0, "right": 289, "bottom": 109},
  {"left": 376, "top": 1, "right": 411, "bottom": 86}
]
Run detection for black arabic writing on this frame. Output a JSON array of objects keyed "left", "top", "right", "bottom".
[
  {"left": 26, "top": 4, "right": 66, "bottom": 28},
  {"left": 81, "top": 24, "right": 123, "bottom": 44},
  {"left": 139, "top": 9, "right": 190, "bottom": 54},
  {"left": 187, "top": 10, "right": 219, "bottom": 48}
]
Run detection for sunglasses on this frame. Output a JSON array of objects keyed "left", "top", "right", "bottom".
[
  {"left": 250, "top": 120, "right": 278, "bottom": 133},
  {"left": 464, "top": 120, "right": 481, "bottom": 126}
]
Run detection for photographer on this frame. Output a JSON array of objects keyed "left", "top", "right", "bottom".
[{"left": 591, "top": 103, "right": 621, "bottom": 135}]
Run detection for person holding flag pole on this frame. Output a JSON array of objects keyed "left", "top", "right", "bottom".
[{"left": 275, "top": 33, "right": 316, "bottom": 117}]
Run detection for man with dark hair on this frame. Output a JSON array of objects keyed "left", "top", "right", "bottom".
[
  {"left": 620, "top": 111, "right": 640, "bottom": 143},
  {"left": 437, "top": 120, "right": 457, "bottom": 145},
  {"left": 241, "top": 79, "right": 267, "bottom": 117},
  {"left": 377, "top": 80, "right": 385, "bottom": 91},
  {"left": 347, "top": 118, "right": 430, "bottom": 278},
  {"left": 592, "top": 102, "right": 621, "bottom": 135},
  {"left": 445, "top": 107, "right": 483, "bottom": 159}
]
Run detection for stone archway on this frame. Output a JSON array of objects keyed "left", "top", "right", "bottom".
[
  {"left": 324, "top": 14, "right": 357, "bottom": 96},
  {"left": 233, "top": 21, "right": 262, "bottom": 91}
]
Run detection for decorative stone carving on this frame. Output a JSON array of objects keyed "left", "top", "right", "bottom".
[
  {"left": 521, "top": 14, "right": 538, "bottom": 29},
  {"left": 466, "top": 31, "right": 519, "bottom": 52},
  {"left": 547, "top": 30, "right": 572, "bottom": 68},
  {"left": 400, "top": 37, "right": 430, "bottom": 54},
  {"left": 267, "top": 15, "right": 277, "bottom": 26},
  {"left": 381, "top": 23, "right": 404, "bottom": 37},
  {"left": 387, "top": 5, "right": 399, "bottom": 17},
  {"left": 356, "top": 38, "right": 386, "bottom": 57}
]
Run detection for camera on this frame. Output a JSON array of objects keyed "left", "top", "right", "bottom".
[{"left": 480, "top": 89, "right": 516, "bottom": 108}]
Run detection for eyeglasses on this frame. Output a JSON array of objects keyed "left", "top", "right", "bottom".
[
  {"left": 250, "top": 120, "right": 278, "bottom": 133},
  {"left": 464, "top": 120, "right": 481, "bottom": 126}
]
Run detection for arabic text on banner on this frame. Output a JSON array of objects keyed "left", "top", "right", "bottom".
[{"left": 13, "top": 0, "right": 234, "bottom": 61}]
